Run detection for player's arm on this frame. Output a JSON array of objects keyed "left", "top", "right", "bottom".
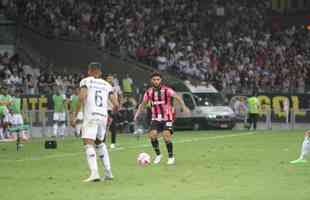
[
  {"left": 173, "top": 94, "right": 190, "bottom": 113},
  {"left": 109, "top": 91, "right": 119, "bottom": 112},
  {"left": 67, "top": 97, "right": 72, "bottom": 113},
  {"left": 76, "top": 86, "right": 87, "bottom": 118},
  {"left": 256, "top": 98, "right": 261, "bottom": 112},
  {"left": 63, "top": 95, "right": 69, "bottom": 112},
  {"left": 134, "top": 90, "right": 150, "bottom": 121},
  {"left": 69, "top": 99, "right": 76, "bottom": 125},
  {"left": 0, "top": 97, "right": 13, "bottom": 106},
  {"left": 118, "top": 94, "right": 123, "bottom": 109},
  {"left": 0, "top": 100, "right": 9, "bottom": 105},
  {"left": 134, "top": 101, "right": 148, "bottom": 121}
]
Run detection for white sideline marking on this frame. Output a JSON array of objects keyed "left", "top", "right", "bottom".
[{"left": 0, "top": 132, "right": 254, "bottom": 163}]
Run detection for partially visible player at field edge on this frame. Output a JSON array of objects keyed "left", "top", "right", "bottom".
[
  {"left": 0, "top": 86, "right": 13, "bottom": 139},
  {"left": 290, "top": 130, "right": 310, "bottom": 164},
  {"left": 134, "top": 72, "right": 190, "bottom": 165},
  {"left": 106, "top": 74, "right": 119, "bottom": 149},
  {"left": 52, "top": 88, "right": 68, "bottom": 138},
  {"left": 8, "top": 89, "right": 28, "bottom": 140},
  {"left": 70, "top": 87, "right": 83, "bottom": 137},
  {"left": 74, "top": 63, "right": 119, "bottom": 182},
  {"left": 0, "top": 86, "right": 13, "bottom": 138}
]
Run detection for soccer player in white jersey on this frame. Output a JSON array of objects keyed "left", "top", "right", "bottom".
[
  {"left": 73, "top": 63, "right": 119, "bottom": 182},
  {"left": 290, "top": 130, "right": 310, "bottom": 164}
]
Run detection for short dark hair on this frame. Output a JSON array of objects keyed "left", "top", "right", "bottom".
[
  {"left": 16, "top": 88, "right": 23, "bottom": 94},
  {"left": 88, "top": 62, "right": 102, "bottom": 71},
  {"left": 150, "top": 71, "right": 162, "bottom": 78}
]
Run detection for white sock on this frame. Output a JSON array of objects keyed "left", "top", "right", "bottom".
[
  {"left": 85, "top": 144, "right": 99, "bottom": 175},
  {"left": 96, "top": 143, "right": 112, "bottom": 172},
  {"left": 53, "top": 123, "right": 58, "bottom": 137},
  {"left": 0, "top": 128, "right": 3, "bottom": 139},
  {"left": 59, "top": 123, "right": 65, "bottom": 137},
  {"left": 300, "top": 136, "right": 310, "bottom": 160},
  {"left": 76, "top": 124, "right": 82, "bottom": 137}
]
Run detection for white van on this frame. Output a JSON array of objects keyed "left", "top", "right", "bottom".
[{"left": 172, "top": 81, "right": 236, "bottom": 130}]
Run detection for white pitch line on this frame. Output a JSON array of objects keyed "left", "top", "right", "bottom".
[{"left": 0, "top": 132, "right": 254, "bottom": 163}]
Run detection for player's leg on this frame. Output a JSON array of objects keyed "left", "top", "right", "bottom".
[
  {"left": 149, "top": 121, "right": 162, "bottom": 164},
  {"left": 53, "top": 112, "right": 59, "bottom": 137},
  {"left": 75, "top": 112, "right": 83, "bottom": 137},
  {"left": 4, "top": 112, "right": 12, "bottom": 139},
  {"left": 253, "top": 114, "right": 258, "bottom": 130},
  {"left": 300, "top": 131, "right": 310, "bottom": 159},
  {"left": 10, "top": 114, "right": 19, "bottom": 140},
  {"left": 248, "top": 114, "right": 254, "bottom": 130},
  {"left": 72, "top": 112, "right": 78, "bottom": 137},
  {"left": 0, "top": 119, "right": 4, "bottom": 139},
  {"left": 82, "top": 120, "right": 100, "bottom": 182},
  {"left": 17, "top": 114, "right": 28, "bottom": 140},
  {"left": 110, "top": 115, "right": 117, "bottom": 148},
  {"left": 245, "top": 113, "right": 250, "bottom": 130},
  {"left": 12, "top": 114, "right": 23, "bottom": 149},
  {"left": 83, "top": 138, "right": 100, "bottom": 182},
  {"left": 96, "top": 118, "right": 113, "bottom": 180},
  {"left": 163, "top": 121, "right": 175, "bottom": 165},
  {"left": 76, "top": 122, "right": 82, "bottom": 137},
  {"left": 95, "top": 139, "right": 113, "bottom": 180},
  {"left": 58, "top": 121, "right": 65, "bottom": 138},
  {"left": 290, "top": 130, "right": 310, "bottom": 164},
  {"left": 58, "top": 112, "right": 66, "bottom": 138},
  {"left": 285, "top": 109, "right": 289, "bottom": 124}
]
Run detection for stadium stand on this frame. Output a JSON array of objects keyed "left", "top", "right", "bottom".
[{"left": 1, "top": 0, "right": 310, "bottom": 95}]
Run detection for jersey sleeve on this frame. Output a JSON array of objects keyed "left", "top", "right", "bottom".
[
  {"left": 107, "top": 83, "right": 113, "bottom": 95},
  {"left": 143, "top": 90, "right": 150, "bottom": 103},
  {"left": 166, "top": 87, "right": 176, "bottom": 97},
  {"left": 79, "top": 79, "right": 88, "bottom": 88},
  {"left": 109, "top": 84, "right": 113, "bottom": 94}
]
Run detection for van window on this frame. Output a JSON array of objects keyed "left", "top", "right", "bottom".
[
  {"left": 193, "top": 93, "right": 225, "bottom": 106},
  {"left": 183, "top": 94, "right": 195, "bottom": 110}
]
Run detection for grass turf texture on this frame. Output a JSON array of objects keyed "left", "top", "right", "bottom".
[{"left": 1, "top": 129, "right": 310, "bottom": 200}]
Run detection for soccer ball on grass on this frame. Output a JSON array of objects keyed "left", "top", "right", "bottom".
[{"left": 137, "top": 152, "right": 151, "bottom": 166}]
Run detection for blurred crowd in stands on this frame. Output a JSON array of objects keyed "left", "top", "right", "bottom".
[
  {"left": 2, "top": 0, "right": 310, "bottom": 94},
  {"left": 0, "top": 51, "right": 80, "bottom": 95},
  {"left": 0, "top": 52, "right": 138, "bottom": 102},
  {"left": 0, "top": 51, "right": 142, "bottom": 138}
]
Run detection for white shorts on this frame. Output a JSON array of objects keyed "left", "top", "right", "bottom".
[
  {"left": 10, "top": 114, "right": 24, "bottom": 125},
  {"left": 2, "top": 108, "right": 10, "bottom": 123},
  {"left": 82, "top": 117, "right": 108, "bottom": 141},
  {"left": 53, "top": 112, "right": 66, "bottom": 122},
  {"left": 3, "top": 112, "right": 12, "bottom": 123}
]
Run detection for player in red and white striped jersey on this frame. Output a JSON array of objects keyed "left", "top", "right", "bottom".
[{"left": 135, "top": 72, "right": 190, "bottom": 165}]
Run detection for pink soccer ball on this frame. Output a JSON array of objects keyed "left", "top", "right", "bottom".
[{"left": 137, "top": 152, "right": 151, "bottom": 166}]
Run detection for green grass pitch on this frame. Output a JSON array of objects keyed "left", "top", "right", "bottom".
[{"left": 1, "top": 129, "right": 310, "bottom": 200}]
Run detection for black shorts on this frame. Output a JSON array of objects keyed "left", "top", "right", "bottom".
[{"left": 150, "top": 121, "right": 173, "bottom": 134}]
